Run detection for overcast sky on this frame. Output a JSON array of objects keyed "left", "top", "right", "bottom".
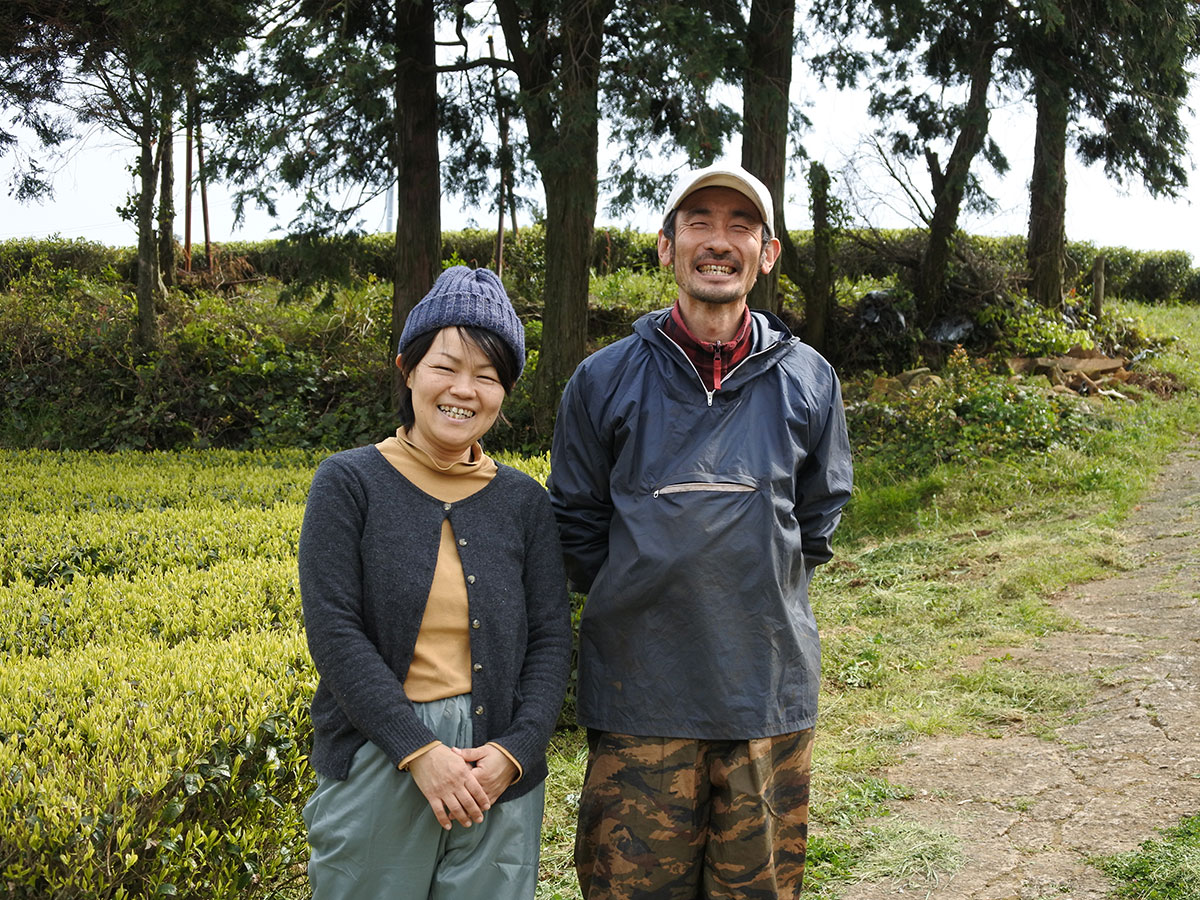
[{"left": 2, "top": 71, "right": 1196, "bottom": 265}]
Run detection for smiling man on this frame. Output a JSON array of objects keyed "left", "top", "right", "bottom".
[{"left": 548, "top": 163, "right": 854, "bottom": 899}]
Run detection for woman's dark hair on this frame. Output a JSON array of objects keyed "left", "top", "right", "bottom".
[{"left": 396, "top": 325, "right": 520, "bottom": 428}]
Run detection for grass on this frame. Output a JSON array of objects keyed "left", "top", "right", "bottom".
[
  {"left": 538, "top": 301, "right": 1200, "bottom": 898},
  {"left": 1097, "top": 814, "right": 1200, "bottom": 900}
]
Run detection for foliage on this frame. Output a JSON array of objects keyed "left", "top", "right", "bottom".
[
  {"left": 2, "top": 234, "right": 1198, "bottom": 457},
  {"left": 589, "top": 265, "right": 674, "bottom": 309},
  {"left": 1098, "top": 814, "right": 1200, "bottom": 900},
  {"left": 844, "top": 348, "right": 1106, "bottom": 477},
  {"left": 0, "top": 448, "right": 318, "bottom": 899},
  {"left": 1123, "top": 251, "right": 1198, "bottom": 305},
  {"left": 2, "top": 303, "right": 1200, "bottom": 898},
  {"left": 0, "top": 445, "right": 569, "bottom": 899},
  {"left": 0, "top": 236, "right": 131, "bottom": 289},
  {"left": 0, "top": 262, "right": 394, "bottom": 451},
  {"left": 976, "top": 295, "right": 1094, "bottom": 358}
]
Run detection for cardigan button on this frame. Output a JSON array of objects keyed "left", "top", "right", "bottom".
[
  {"left": 458, "top": 538, "right": 467, "bottom": 546},
  {"left": 466, "top": 574, "right": 476, "bottom": 584},
  {"left": 474, "top": 705, "right": 484, "bottom": 715},
  {"left": 473, "top": 662, "right": 482, "bottom": 672},
  {"left": 442, "top": 502, "right": 452, "bottom": 511},
  {"left": 471, "top": 619, "right": 481, "bottom": 629}
]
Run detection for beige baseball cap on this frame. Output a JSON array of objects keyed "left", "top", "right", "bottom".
[{"left": 662, "top": 163, "right": 775, "bottom": 237}]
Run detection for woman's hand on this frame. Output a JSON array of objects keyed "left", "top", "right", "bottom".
[
  {"left": 406, "top": 744, "right": 491, "bottom": 830},
  {"left": 454, "top": 744, "right": 519, "bottom": 805}
]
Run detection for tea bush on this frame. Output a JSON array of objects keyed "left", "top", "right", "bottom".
[
  {"left": 0, "top": 450, "right": 318, "bottom": 898},
  {"left": 0, "top": 447, "right": 561, "bottom": 899}
]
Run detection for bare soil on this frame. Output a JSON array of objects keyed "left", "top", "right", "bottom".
[{"left": 839, "top": 444, "right": 1200, "bottom": 899}]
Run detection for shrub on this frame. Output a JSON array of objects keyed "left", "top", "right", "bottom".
[
  {"left": 1124, "top": 250, "right": 1194, "bottom": 304},
  {"left": 845, "top": 349, "right": 1106, "bottom": 477},
  {"left": 0, "top": 449, "right": 317, "bottom": 899},
  {"left": 0, "top": 277, "right": 395, "bottom": 451},
  {"left": 1183, "top": 268, "right": 1200, "bottom": 305},
  {"left": 0, "top": 447, "right": 563, "bottom": 898},
  {"left": 0, "top": 635, "right": 313, "bottom": 900},
  {"left": 0, "top": 238, "right": 131, "bottom": 290},
  {"left": 976, "top": 296, "right": 1094, "bottom": 359}
]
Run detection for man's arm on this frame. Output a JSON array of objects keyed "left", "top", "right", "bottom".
[
  {"left": 795, "top": 371, "right": 854, "bottom": 568},
  {"left": 547, "top": 370, "right": 614, "bottom": 593}
]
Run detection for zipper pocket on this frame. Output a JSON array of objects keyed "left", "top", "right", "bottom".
[{"left": 653, "top": 482, "right": 756, "bottom": 498}]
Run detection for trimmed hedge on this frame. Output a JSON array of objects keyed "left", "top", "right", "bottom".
[
  {"left": 2, "top": 232, "right": 1195, "bottom": 304},
  {"left": 0, "top": 449, "right": 318, "bottom": 899},
  {"left": 0, "top": 447, "right": 564, "bottom": 899}
]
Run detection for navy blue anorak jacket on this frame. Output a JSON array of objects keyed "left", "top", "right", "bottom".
[{"left": 549, "top": 307, "right": 853, "bottom": 740}]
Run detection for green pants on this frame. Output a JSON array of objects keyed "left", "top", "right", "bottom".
[{"left": 304, "top": 693, "right": 545, "bottom": 900}]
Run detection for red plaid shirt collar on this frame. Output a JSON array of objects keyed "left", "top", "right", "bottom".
[{"left": 660, "top": 302, "right": 753, "bottom": 392}]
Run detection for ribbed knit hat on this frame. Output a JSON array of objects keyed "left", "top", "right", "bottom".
[{"left": 397, "top": 266, "right": 526, "bottom": 377}]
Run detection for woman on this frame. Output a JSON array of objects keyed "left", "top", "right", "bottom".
[{"left": 298, "top": 266, "right": 571, "bottom": 899}]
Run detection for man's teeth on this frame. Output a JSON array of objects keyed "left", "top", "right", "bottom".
[
  {"left": 439, "top": 405, "right": 475, "bottom": 419},
  {"left": 698, "top": 264, "right": 734, "bottom": 274}
]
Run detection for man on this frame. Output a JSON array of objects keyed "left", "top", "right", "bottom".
[{"left": 548, "top": 163, "right": 853, "bottom": 899}]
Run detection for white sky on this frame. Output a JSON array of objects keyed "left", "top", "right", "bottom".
[{"left": 1, "top": 67, "right": 1196, "bottom": 265}]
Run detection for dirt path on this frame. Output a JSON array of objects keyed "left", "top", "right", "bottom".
[{"left": 839, "top": 444, "right": 1200, "bottom": 899}]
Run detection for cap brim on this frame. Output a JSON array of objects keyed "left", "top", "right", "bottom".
[{"left": 662, "top": 168, "right": 774, "bottom": 236}]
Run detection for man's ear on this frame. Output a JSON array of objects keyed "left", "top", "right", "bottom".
[
  {"left": 760, "top": 236, "right": 782, "bottom": 274},
  {"left": 657, "top": 230, "right": 674, "bottom": 268}
]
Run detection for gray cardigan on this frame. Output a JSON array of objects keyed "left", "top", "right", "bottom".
[{"left": 299, "top": 445, "right": 571, "bottom": 801}]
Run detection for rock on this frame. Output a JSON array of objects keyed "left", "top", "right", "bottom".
[
  {"left": 907, "top": 373, "right": 944, "bottom": 391},
  {"left": 896, "top": 367, "right": 932, "bottom": 386},
  {"left": 870, "top": 376, "right": 906, "bottom": 401}
]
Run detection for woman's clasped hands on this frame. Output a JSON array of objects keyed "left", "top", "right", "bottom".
[{"left": 407, "top": 743, "right": 519, "bottom": 830}]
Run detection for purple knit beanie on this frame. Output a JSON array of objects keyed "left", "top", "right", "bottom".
[{"left": 397, "top": 266, "right": 526, "bottom": 377}]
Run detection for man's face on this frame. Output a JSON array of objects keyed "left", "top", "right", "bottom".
[{"left": 657, "top": 186, "right": 780, "bottom": 307}]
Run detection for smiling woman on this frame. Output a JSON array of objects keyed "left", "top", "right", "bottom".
[
  {"left": 297, "top": 265, "right": 571, "bottom": 900},
  {"left": 398, "top": 327, "right": 514, "bottom": 466}
]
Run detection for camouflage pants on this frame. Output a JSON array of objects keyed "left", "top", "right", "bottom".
[{"left": 575, "top": 728, "right": 813, "bottom": 900}]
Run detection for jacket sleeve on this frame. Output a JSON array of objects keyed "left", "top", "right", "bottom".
[
  {"left": 547, "top": 368, "right": 614, "bottom": 593},
  {"left": 491, "top": 487, "right": 572, "bottom": 773},
  {"left": 299, "top": 457, "right": 437, "bottom": 766},
  {"left": 795, "top": 369, "right": 854, "bottom": 568}
]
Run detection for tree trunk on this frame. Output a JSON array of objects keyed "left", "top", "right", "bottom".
[
  {"left": 1027, "top": 70, "right": 1069, "bottom": 309},
  {"left": 499, "top": 0, "right": 613, "bottom": 417},
  {"left": 184, "top": 95, "right": 193, "bottom": 273},
  {"left": 135, "top": 98, "right": 162, "bottom": 351},
  {"left": 1091, "top": 253, "right": 1106, "bottom": 319},
  {"left": 916, "top": 34, "right": 997, "bottom": 323},
  {"left": 390, "top": 0, "right": 441, "bottom": 409},
  {"left": 158, "top": 89, "right": 176, "bottom": 288},
  {"left": 742, "top": 0, "right": 795, "bottom": 315},
  {"left": 806, "top": 161, "right": 834, "bottom": 354},
  {"left": 196, "top": 105, "right": 212, "bottom": 271}
]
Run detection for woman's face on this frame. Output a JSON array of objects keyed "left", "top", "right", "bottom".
[{"left": 402, "top": 327, "right": 506, "bottom": 465}]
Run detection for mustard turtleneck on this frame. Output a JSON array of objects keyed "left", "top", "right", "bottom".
[
  {"left": 376, "top": 429, "right": 497, "bottom": 702},
  {"left": 375, "top": 430, "right": 522, "bottom": 778}
]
